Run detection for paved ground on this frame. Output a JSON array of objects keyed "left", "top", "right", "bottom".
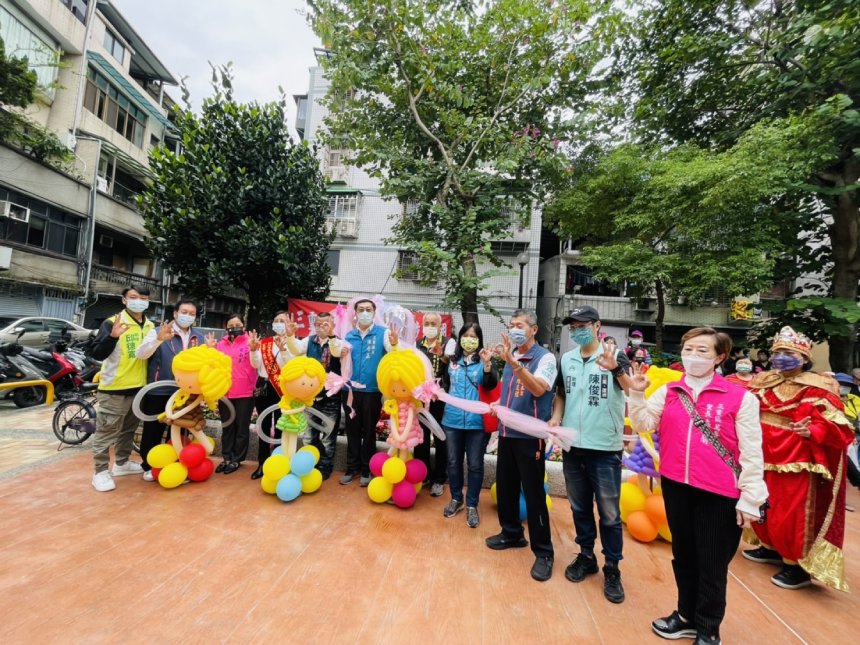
[{"left": 0, "top": 400, "right": 858, "bottom": 644}]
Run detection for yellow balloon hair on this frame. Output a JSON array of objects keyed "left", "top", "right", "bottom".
[
  {"left": 278, "top": 356, "right": 326, "bottom": 407},
  {"left": 644, "top": 366, "right": 683, "bottom": 399},
  {"left": 377, "top": 350, "right": 425, "bottom": 404},
  {"left": 171, "top": 345, "right": 233, "bottom": 410}
]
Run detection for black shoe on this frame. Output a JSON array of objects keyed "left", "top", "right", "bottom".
[
  {"left": 485, "top": 533, "right": 529, "bottom": 550},
  {"left": 531, "top": 556, "right": 554, "bottom": 582},
  {"left": 215, "top": 461, "right": 227, "bottom": 473},
  {"left": 742, "top": 546, "right": 782, "bottom": 565},
  {"left": 443, "top": 499, "right": 465, "bottom": 518},
  {"left": 250, "top": 466, "right": 264, "bottom": 480},
  {"left": 651, "top": 611, "right": 697, "bottom": 640},
  {"left": 695, "top": 634, "right": 721, "bottom": 645},
  {"left": 320, "top": 470, "right": 331, "bottom": 481},
  {"left": 564, "top": 553, "right": 598, "bottom": 583},
  {"left": 603, "top": 564, "right": 625, "bottom": 603},
  {"left": 771, "top": 564, "right": 811, "bottom": 589},
  {"left": 222, "top": 461, "right": 240, "bottom": 474}
]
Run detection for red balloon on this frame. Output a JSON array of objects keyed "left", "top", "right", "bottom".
[
  {"left": 151, "top": 468, "right": 161, "bottom": 480},
  {"left": 369, "top": 452, "right": 388, "bottom": 477},
  {"left": 187, "top": 458, "right": 214, "bottom": 482},
  {"left": 179, "top": 443, "right": 206, "bottom": 469},
  {"left": 404, "top": 458, "right": 427, "bottom": 484}
]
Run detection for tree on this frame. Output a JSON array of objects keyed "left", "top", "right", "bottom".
[
  {"left": 609, "top": 0, "right": 860, "bottom": 369},
  {"left": 139, "top": 66, "right": 333, "bottom": 328},
  {"left": 545, "top": 113, "right": 837, "bottom": 353},
  {"left": 307, "top": 0, "right": 599, "bottom": 321}
]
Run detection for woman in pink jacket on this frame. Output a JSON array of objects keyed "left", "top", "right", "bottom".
[
  {"left": 628, "top": 327, "right": 767, "bottom": 645},
  {"left": 211, "top": 314, "right": 260, "bottom": 474}
]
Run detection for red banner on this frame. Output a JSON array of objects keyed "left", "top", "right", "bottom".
[{"left": 287, "top": 299, "right": 337, "bottom": 338}]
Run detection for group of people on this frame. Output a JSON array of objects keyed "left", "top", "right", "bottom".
[{"left": 88, "top": 288, "right": 855, "bottom": 645}]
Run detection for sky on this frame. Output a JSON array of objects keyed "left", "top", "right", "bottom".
[{"left": 111, "top": 0, "right": 322, "bottom": 129}]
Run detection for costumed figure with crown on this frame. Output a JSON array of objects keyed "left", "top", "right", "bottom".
[{"left": 744, "top": 326, "right": 855, "bottom": 592}]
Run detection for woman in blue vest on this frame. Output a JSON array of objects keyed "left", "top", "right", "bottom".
[{"left": 442, "top": 322, "right": 498, "bottom": 527}]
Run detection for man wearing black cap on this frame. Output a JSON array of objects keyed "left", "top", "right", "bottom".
[{"left": 550, "top": 305, "right": 631, "bottom": 604}]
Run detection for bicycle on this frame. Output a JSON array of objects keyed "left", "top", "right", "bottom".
[{"left": 52, "top": 393, "right": 142, "bottom": 453}]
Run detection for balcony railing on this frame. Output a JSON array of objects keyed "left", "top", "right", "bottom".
[{"left": 91, "top": 265, "right": 159, "bottom": 292}]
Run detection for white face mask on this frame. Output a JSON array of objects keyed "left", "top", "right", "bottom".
[
  {"left": 630, "top": 338, "right": 642, "bottom": 346},
  {"left": 424, "top": 326, "right": 439, "bottom": 339},
  {"left": 126, "top": 298, "right": 149, "bottom": 313},
  {"left": 682, "top": 355, "right": 716, "bottom": 377},
  {"left": 356, "top": 311, "right": 373, "bottom": 326},
  {"left": 271, "top": 322, "right": 286, "bottom": 335}
]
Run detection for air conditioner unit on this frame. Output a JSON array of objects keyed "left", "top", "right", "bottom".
[
  {"left": 99, "top": 234, "right": 114, "bottom": 248},
  {"left": 329, "top": 166, "right": 350, "bottom": 182},
  {"left": 58, "top": 131, "right": 77, "bottom": 151},
  {"left": 0, "top": 245, "right": 11, "bottom": 270},
  {"left": 96, "top": 177, "right": 109, "bottom": 193},
  {"left": 0, "top": 200, "right": 30, "bottom": 223},
  {"left": 336, "top": 219, "right": 358, "bottom": 238}
]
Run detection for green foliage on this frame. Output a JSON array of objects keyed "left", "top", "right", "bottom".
[
  {"left": 751, "top": 297, "right": 860, "bottom": 346},
  {"left": 139, "top": 65, "right": 333, "bottom": 326},
  {"left": 308, "top": 0, "right": 601, "bottom": 319}
]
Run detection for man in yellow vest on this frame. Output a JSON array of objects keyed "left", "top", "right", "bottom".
[{"left": 89, "top": 285, "right": 158, "bottom": 491}]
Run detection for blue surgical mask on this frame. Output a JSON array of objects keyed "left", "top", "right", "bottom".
[
  {"left": 736, "top": 364, "right": 753, "bottom": 374},
  {"left": 570, "top": 327, "right": 594, "bottom": 346},
  {"left": 771, "top": 354, "right": 803, "bottom": 372},
  {"left": 125, "top": 298, "right": 149, "bottom": 313},
  {"left": 176, "top": 314, "right": 195, "bottom": 329},
  {"left": 356, "top": 311, "right": 374, "bottom": 326},
  {"left": 271, "top": 322, "right": 286, "bottom": 335},
  {"left": 508, "top": 328, "right": 527, "bottom": 347}
]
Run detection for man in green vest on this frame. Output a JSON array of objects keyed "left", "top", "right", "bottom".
[
  {"left": 89, "top": 285, "right": 159, "bottom": 492},
  {"left": 549, "top": 306, "right": 631, "bottom": 603}
]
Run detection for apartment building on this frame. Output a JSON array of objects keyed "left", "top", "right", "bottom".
[
  {"left": 294, "top": 49, "right": 541, "bottom": 342},
  {"left": 0, "top": 1, "right": 241, "bottom": 327}
]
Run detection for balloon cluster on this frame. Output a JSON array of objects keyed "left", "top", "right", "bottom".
[
  {"left": 488, "top": 473, "right": 553, "bottom": 519},
  {"left": 146, "top": 441, "right": 214, "bottom": 488},
  {"left": 366, "top": 452, "right": 427, "bottom": 508},
  {"left": 623, "top": 432, "right": 660, "bottom": 478},
  {"left": 620, "top": 475, "right": 671, "bottom": 543},
  {"left": 260, "top": 445, "right": 324, "bottom": 502}
]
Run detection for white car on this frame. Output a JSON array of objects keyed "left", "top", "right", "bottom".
[{"left": 0, "top": 317, "right": 94, "bottom": 348}]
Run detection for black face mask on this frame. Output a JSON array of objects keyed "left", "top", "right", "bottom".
[
  {"left": 633, "top": 358, "right": 645, "bottom": 364},
  {"left": 227, "top": 326, "right": 244, "bottom": 337}
]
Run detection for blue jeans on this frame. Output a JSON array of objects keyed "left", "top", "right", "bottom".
[
  {"left": 562, "top": 448, "right": 623, "bottom": 563},
  {"left": 444, "top": 426, "right": 485, "bottom": 507}
]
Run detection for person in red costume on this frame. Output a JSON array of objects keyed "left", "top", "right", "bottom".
[{"left": 743, "top": 326, "right": 854, "bottom": 591}]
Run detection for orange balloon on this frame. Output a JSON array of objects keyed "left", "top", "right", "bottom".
[
  {"left": 627, "top": 474, "right": 639, "bottom": 485},
  {"left": 644, "top": 494, "right": 668, "bottom": 526},
  {"left": 626, "top": 510, "right": 659, "bottom": 542}
]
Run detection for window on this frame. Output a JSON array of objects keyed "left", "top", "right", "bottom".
[
  {"left": 0, "top": 186, "right": 82, "bottom": 258},
  {"left": 565, "top": 265, "right": 621, "bottom": 297},
  {"left": 327, "top": 194, "right": 358, "bottom": 221},
  {"left": 84, "top": 67, "right": 147, "bottom": 147},
  {"left": 0, "top": 6, "right": 59, "bottom": 92},
  {"left": 296, "top": 98, "right": 307, "bottom": 120},
  {"left": 326, "top": 250, "right": 340, "bottom": 276},
  {"left": 61, "top": 0, "right": 89, "bottom": 24},
  {"left": 397, "top": 251, "right": 421, "bottom": 281},
  {"left": 103, "top": 29, "right": 125, "bottom": 63}
]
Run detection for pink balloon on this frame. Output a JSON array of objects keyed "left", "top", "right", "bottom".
[
  {"left": 404, "top": 458, "right": 427, "bottom": 484},
  {"left": 391, "top": 480, "right": 417, "bottom": 508},
  {"left": 370, "top": 452, "right": 389, "bottom": 477}
]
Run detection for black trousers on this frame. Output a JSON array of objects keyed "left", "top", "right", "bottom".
[
  {"left": 345, "top": 391, "right": 382, "bottom": 477},
  {"left": 218, "top": 396, "right": 254, "bottom": 463},
  {"left": 140, "top": 393, "right": 170, "bottom": 472},
  {"left": 661, "top": 476, "right": 742, "bottom": 636},
  {"left": 496, "top": 436, "right": 553, "bottom": 558},
  {"left": 413, "top": 399, "right": 447, "bottom": 484},
  {"left": 254, "top": 380, "right": 281, "bottom": 466}
]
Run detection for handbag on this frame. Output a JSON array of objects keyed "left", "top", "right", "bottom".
[{"left": 676, "top": 389, "right": 769, "bottom": 522}]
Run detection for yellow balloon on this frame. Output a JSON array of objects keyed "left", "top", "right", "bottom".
[
  {"left": 644, "top": 366, "right": 683, "bottom": 399},
  {"left": 545, "top": 494, "right": 553, "bottom": 511},
  {"left": 620, "top": 481, "right": 647, "bottom": 522},
  {"left": 367, "top": 476, "right": 393, "bottom": 503},
  {"left": 147, "top": 443, "right": 178, "bottom": 469},
  {"left": 300, "top": 468, "right": 323, "bottom": 494},
  {"left": 490, "top": 482, "right": 497, "bottom": 505},
  {"left": 263, "top": 454, "right": 290, "bottom": 480},
  {"left": 260, "top": 476, "right": 278, "bottom": 494},
  {"left": 382, "top": 457, "right": 406, "bottom": 484},
  {"left": 413, "top": 482, "right": 422, "bottom": 493},
  {"left": 158, "top": 462, "right": 188, "bottom": 489},
  {"left": 657, "top": 522, "right": 673, "bottom": 542},
  {"left": 299, "top": 444, "right": 321, "bottom": 464}
]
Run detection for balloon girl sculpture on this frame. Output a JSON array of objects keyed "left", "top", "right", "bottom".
[
  {"left": 366, "top": 305, "right": 443, "bottom": 508},
  {"left": 254, "top": 357, "right": 333, "bottom": 503},
  {"left": 132, "top": 345, "right": 234, "bottom": 488}
]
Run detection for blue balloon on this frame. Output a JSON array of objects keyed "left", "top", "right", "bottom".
[
  {"left": 276, "top": 473, "right": 302, "bottom": 502},
  {"left": 518, "top": 494, "right": 527, "bottom": 522},
  {"left": 290, "top": 451, "right": 315, "bottom": 477},
  {"left": 272, "top": 446, "right": 285, "bottom": 456},
  {"left": 543, "top": 482, "right": 549, "bottom": 494}
]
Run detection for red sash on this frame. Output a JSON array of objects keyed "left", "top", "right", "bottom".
[{"left": 260, "top": 337, "right": 283, "bottom": 396}]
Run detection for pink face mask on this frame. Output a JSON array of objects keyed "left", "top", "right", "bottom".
[{"left": 682, "top": 355, "right": 715, "bottom": 377}]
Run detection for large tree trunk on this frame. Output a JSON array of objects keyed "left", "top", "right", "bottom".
[
  {"left": 461, "top": 256, "right": 479, "bottom": 324},
  {"left": 827, "top": 160, "right": 860, "bottom": 371},
  {"left": 654, "top": 278, "right": 666, "bottom": 357}
]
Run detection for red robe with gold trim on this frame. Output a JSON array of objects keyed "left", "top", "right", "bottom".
[{"left": 749, "top": 371, "right": 854, "bottom": 591}]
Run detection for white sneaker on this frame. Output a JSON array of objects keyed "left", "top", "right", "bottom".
[
  {"left": 92, "top": 471, "right": 116, "bottom": 492},
  {"left": 142, "top": 470, "right": 155, "bottom": 482},
  {"left": 111, "top": 461, "right": 143, "bottom": 477}
]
